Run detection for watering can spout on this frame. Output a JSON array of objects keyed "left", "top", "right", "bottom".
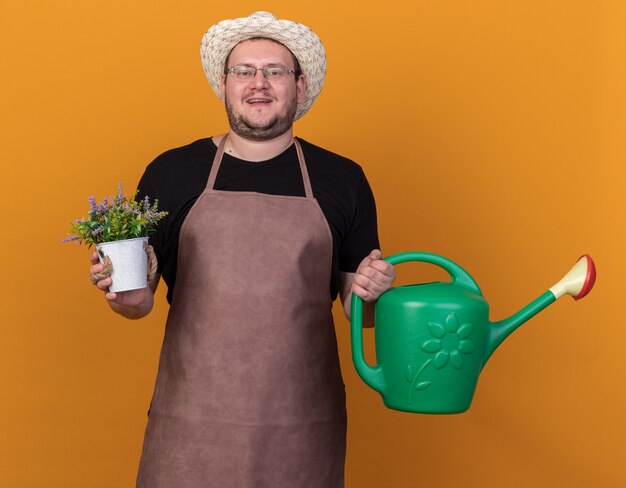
[{"left": 485, "top": 255, "right": 596, "bottom": 361}]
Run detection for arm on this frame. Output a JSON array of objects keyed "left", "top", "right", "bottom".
[
  {"left": 338, "top": 249, "right": 396, "bottom": 328},
  {"left": 89, "top": 251, "right": 159, "bottom": 319}
]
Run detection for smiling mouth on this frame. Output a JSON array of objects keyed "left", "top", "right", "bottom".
[{"left": 247, "top": 98, "right": 272, "bottom": 105}]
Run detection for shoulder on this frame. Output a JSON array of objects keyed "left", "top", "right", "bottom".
[
  {"left": 143, "top": 138, "right": 215, "bottom": 179},
  {"left": 297, "top": 138, "right": 362, "bottom": 171},
  {"left": 137, "top": 138, "right": 216, "bottom": 210},
  {"left": 297, "top": 137, "right": 369, "bottom": 190}
]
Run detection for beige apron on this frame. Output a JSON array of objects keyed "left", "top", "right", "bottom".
[{"left": 136, "top": 137, "right": 347, "bottom": 487}]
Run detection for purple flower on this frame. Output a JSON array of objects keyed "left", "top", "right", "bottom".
[
  {"left": 94, "top": 199, "right": 109, "bottom": 214},
  {"left": 88, "top": 196, "right": 97, "bottom": 215},
  {"left": 147, "top": 210, "right": 167, "bottom": 223},
  {"left": 116, "top": 182, "right": 124, "bottom": 203}
]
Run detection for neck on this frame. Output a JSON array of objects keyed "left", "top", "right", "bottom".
[{"left": 217, "top": 130, "right": 295, "bottom": 162}]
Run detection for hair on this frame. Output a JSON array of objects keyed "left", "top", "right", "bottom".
[{"left": 223, "top": 37, "right": 302, "bottom": 78}]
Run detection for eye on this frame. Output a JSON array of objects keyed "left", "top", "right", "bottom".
[
  {"left": 233, "top": 66, "right": 255, "bottom": 77},
  {"left": 265, "top": 67, "right": 285, "bottom": 77}
]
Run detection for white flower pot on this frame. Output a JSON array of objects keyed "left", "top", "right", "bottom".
[{"left": 96, "top": 237, "right": 149, "bottom": 292}]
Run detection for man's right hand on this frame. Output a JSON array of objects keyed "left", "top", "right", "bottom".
[{"left": 90, "top": 251, "right": 157, "bottom": 319}]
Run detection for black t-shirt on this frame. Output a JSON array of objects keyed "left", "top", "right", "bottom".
[{"left": 136, "top": 137, "right": 380, "bottom": 304}]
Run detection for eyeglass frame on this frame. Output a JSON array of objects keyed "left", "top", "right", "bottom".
[{"left": 224, "top": 64, "right": 300, "bottom": 82}]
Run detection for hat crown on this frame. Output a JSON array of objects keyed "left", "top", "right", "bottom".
[{"left": 249, "top": 11, "right": 276, "bottom": 20}]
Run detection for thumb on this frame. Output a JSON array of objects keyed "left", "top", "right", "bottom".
[{"left": 369, "top": 249, "right": 382, "bottom": 260}]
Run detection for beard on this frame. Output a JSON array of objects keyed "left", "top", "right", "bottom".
[{"left": 224, "top": 94, "right": 298, "bottom": 141}]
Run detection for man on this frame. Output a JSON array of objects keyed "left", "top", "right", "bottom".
[{"left": 90, "top": 11, "right": 395, "bottom": 488}]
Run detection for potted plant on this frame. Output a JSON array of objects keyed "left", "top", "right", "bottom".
[{"left": 64, "top": 183, "right": 168, "bottom": 292}]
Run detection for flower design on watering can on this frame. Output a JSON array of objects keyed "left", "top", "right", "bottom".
[
  {"left": 405, "top": 312, "right": 475, "bottom": 404},
  {"left": 422, "top": 312, "right": 475, "bottom": 369}
]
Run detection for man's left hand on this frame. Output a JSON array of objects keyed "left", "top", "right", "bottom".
[{"left": 352, "top": 249, "right": 396, "bottom": 302}]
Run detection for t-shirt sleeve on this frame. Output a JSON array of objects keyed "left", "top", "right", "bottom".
[{"left": 338, "top": 168, "right": 380, "bottom": 273}]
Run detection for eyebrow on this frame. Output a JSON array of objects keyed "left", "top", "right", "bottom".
[{"left": 237, "top": 62, "right": 289, "bottom": 68}]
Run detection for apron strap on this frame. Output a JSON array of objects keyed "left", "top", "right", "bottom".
[
  {"left": 294, "top": 138, "right": 314, "bottom": 199},
  {"left": 207, "top": 135, "right": 314, "bottom": 199},
  {"left": 206, "top": 135, "right": 228, "bottom": 190}
]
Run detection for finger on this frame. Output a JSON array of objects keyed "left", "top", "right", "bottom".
[
  {"left": 353, "top": 272, "right": 386, "bottom": 296},
  {"left": 367, "top": 259, "right": 391, "bottom": 274},
  {"left": 354, "top": 268, "right": 389, "bottom": 289},
  {"left": 356, "top": 250, "right": 384, "bottom": 273},
  {"left": 90, "top": 251, "right": 100, "bottom": 265},
  {"left": 351, "top": 283, "right": 374, "bottom": 302},
  {"left": 353, "top": 271, "right": 373, "bottom": 288},
  {"left": 95, "top": 277, "right": 112, "bottom": 291},
  {"left": 357, "top": 255, "right": 372, "bottom": 270},
  {"left": 369, "top": 259, "right": 396, "bottom": 277},
  {"left": 358, "top": 264, "right": 395, "bottom": 287},
  {"left": 353, "top": 282, "right": 386, "bottom": 302},
  {"left": 362, "top": 250, "right": 393, "bottom": 276},
  {"left": 90, "top": 266, "right": 110, "bottom": 286}
]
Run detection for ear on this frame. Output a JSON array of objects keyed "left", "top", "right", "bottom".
[
  {"left": 219, "top": 74, "right": 226, "bottom": 102},
  {"left": 296, "top": 75, "right": 306, "bottom": 104}
]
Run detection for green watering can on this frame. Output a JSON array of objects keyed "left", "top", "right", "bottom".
[{"left": 351, "top": 252, "right": 596, "bottom": 414}]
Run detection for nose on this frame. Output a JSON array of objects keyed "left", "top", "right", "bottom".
[{"left": 250, "top": 69, "right": 271, "bottom": 88}]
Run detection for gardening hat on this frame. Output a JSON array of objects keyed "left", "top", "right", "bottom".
[{"left": 200, "top": 11, "right": 326, "bottom": 120}]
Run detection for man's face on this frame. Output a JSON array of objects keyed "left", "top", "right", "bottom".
[{"left": 221, "top": 39, "right": 306, "bottom": 141}]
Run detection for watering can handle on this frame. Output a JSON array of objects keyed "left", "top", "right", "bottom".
[
  {"left": 350, "top": 251, "right": 481, "bottom": 394},
  {"left": 383, "top": 251, "right": 483, "bottom": 295},
  {"left": 351, "top": 293, "right": 385, "bottom": 393}
]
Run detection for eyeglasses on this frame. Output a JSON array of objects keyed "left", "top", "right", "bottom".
[{"left": 226, "top": 65, "right": 297, "bottom": 82}]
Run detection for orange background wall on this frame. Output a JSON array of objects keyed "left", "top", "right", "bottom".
[{"left": 1, "top": 1, "right": 624, "bottom": 486}]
